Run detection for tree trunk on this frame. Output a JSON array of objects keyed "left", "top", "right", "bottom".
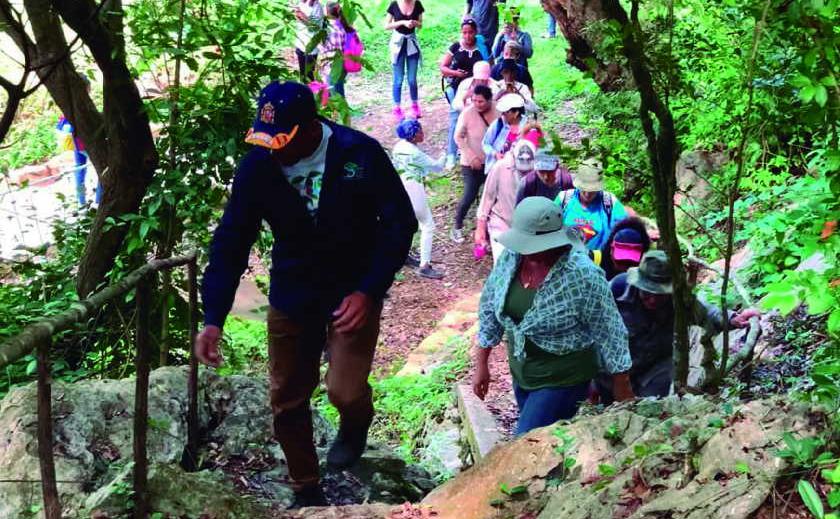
[
  {"left": 16, "top": 0, "right": 160, "bottom": 297},
  {"left": 541, "top": 0, "right": 628, "bottom": 91},
  {"left": 599, "top": 0, "right": 693, "bottom": 390}
]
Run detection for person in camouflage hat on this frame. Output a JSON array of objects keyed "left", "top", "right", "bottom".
[{"left": 597, "top": 251, "right": 760, "bottom": 403}]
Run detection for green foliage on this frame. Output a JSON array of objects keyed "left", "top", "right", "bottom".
[
  {"left": 216, "top": 317, "right": 268, "bottom": 376},
  {"left": 316, "top": 335, "right": 470, "bottom": 462},
  {"left": 800, "top": 479, "right": 826, "bottom": 519},
  {"left": 775, "top": 433, "right": 835, "bottom": 469},
  {"left": 0, "top": 106, "right": 60, "bottom": 173}
]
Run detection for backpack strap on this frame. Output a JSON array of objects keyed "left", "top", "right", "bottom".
[
  {"left": 603, "top": 192, "right": 614, "bottom": 226},
  {"left": 559, "top": 189, "right": 572, "bottom": 214}
]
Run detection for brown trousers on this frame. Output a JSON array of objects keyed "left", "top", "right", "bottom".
[{"left": 267, "top": 304, "right": 381, "bottom": 490}]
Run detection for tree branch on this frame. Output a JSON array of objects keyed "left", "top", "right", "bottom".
[{"left": 719, "top": 0, "right": 771, "bottom": 383}]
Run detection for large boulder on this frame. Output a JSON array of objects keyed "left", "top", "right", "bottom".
[
  {"left": 422, "top": 396, "right": 820, "bottom": 519},
  {"left": 0, "top": 366, "right": 204, "bottom": 517},
  {"left": 0, "top": 366, "right": 434, "bottom": 517}
]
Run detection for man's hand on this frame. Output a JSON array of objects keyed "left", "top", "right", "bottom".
[
  {"left": 612, "top": 372, "right": 635, "bottom": 402},
  {"left": 470, "top": 157, "right": 483, "bottom": 170},
  {"left": 195, "top": 325, "right": 223, "bottom": 367},
  {"left": 332, "top": 291, "right": 372, "bottom": 334},
  {"left": 472, "top": 364, "right": 490, "bottom": 400},
  {"left": 731, "top": 308, "right": 761, "bottom": 328}
]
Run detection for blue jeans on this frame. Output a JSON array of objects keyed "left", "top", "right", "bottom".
[
  {"left": 445, "top": 86, "right": 459, "bottom": 157},
  {"left": 73, "top": 150, "right": 101, "bottom": 205},
  {"left": 547, "top": 14, "right": 556, "bottom": 37},
  {"left": 513, "top": 382, "right": 589, "bottom": 436},
  {"left": 392, "top": 46, "right": 420, "bottom": 104}
]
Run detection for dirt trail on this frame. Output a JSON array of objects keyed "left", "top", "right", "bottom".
[{"left": 344, "top": 80, "right": 492, "bottom": 374}]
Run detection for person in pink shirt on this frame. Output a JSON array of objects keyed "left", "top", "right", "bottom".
[{"left": 475, "top": 139, "right": 536, "bottom": 263}]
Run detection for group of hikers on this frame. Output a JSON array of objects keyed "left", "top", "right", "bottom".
[{"left": 193, "top": 0, "right": 759, "bottom": 508}]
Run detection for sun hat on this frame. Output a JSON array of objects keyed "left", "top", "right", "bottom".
[
  {"left": 611, "top": 228, "right": 644, "bottom": 263},
  {"left": 496, "top": 93, "right": 525, "bottom": 113},
  {"left": 627, "top": 250, "right": 673, "bottom": 294},
  {"left": 513, "top": 140, "right": 536, "bottom": 172},
  {"left": 497, "top": 197, "right": 577, "bottom": 255},
  {"left": 473, "top": 61, "right": 491, "bottom": 80},
  {"left": 572, "top": 158, "right": 605, "bottom": 192},
  {"left": 535, "top": 150, "right": 559, "bottom": 171},
  {"left": 245, "top": 81, "right": 317, "bottom": 150}
]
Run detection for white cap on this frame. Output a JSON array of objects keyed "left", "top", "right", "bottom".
[{"left": 496, "top": 93, "right": 525, "bottom": 113}]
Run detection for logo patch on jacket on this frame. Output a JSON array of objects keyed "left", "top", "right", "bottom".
[{"left": 342, "top": 162, "right": 364, "bottom": 180}]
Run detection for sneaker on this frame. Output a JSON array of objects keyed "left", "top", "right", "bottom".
[
  {"left": 327, "top": 425, "right": 370, "bottom": 470},
  {"left": 405, "top": 251, "right": 421, "bottom": 268},
  {"left": 417, "top": 264, "right": 444, "bottom": 279},
  {"left": 288, "top": 485, "right": 328, "bottom": 509},
  {"left": 444, "top": 154, "right": 457, "bottom": 170},
  {"left": 449, "top": 227, "right": 465, "bottom": 244},
  {"left": 411, "top": 102, "right": 422, "bottom": 119},
  {"left": 392, "top": 105, "right": 404, "bottom": 123}
]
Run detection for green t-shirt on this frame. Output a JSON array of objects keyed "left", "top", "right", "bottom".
[{"left": 504, "top": 278, "right": 598, "bottom": 390}]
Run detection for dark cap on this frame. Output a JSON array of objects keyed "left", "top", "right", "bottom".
[
  {"left": 244, "top": 81, "right": 317, "bottom": 150},
  {"left": 500, "top": 58, "right": 518, "bottom": 73},
  {"left": 461, "top": 17, "right": 478, "bottom": 30}
]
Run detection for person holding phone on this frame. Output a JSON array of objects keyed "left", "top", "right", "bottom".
[{"left": 385, "top": 0, "right": 425, "bottom": 121}]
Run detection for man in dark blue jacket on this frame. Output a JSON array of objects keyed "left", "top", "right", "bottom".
[{"left": 195, "top": 81, "right": 417, "bottom": 507}]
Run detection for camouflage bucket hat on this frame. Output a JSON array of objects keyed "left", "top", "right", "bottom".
[
  {"left": 627, "top": 250, "right": 673, "bottom": 294},
  {"left": 572, "top": 158, "right": 605, "bottom": 192}
]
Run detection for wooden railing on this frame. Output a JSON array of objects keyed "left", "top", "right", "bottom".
[{"left": 0, "top": 252, "right": 200, "bottom": 519}]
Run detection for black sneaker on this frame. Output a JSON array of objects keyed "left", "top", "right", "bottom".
[
  {"left": 288, "top": 485, "right": 328, "bottom": 509},
  {"left": 416, "top": 264, "right": 444, "bottom": 280},
  {"left": 326, "top": 426, "right": 369, "bottom": 470},
  {"left": 405, "top": 251, "right": 421, "bottom": 268}
]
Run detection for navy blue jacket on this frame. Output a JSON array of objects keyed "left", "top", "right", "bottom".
[{"left": 201, "top": 120, "right": 418, "bottom": 327}]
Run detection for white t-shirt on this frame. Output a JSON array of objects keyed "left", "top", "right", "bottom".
[
  {"left": 282, "top": 122, "right": 332, "bottom": 213},
  {"left": 295, "top": 0, "right": 325, "bottom": 53}
]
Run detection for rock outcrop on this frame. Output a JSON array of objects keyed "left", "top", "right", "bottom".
[
  {"left": 0, "top": 367, "right": 433, "bottom": 517},
  {"left": 422, "top": 396, "right": 820, "bottom": 519}
]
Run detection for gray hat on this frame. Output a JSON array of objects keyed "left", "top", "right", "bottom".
[
  {"left": 498, "top": 197, "right": 578, "bottom": 255},
  {"left": 535, "top": 150, "right": 559, "bottom": 171},
  {"left": 572, "top": 158, "right": 605, "bottom": 192},
  {"left": 627, "top": 250, "right": 673, "bottom": 294}
]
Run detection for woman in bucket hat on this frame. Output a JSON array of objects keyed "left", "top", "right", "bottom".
[
  {"left": 555, "top": 158, "right": 628, "bottom": 251},
  {"left": 473, "top": 197, "right": 635, "bottom": 435},
  {"left": 596, "top": 251, "right": 760, "bottom": 403}
]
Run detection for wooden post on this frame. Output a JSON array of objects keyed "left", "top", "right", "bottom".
[
  {"left": 184, "top": 258, "right": 200, "bottom": 471},
  {"left": 133, "top": 279, "right": 152, "bottom": 518},
  {"left": 37, "top": 337, "right": 61, "bottom": 519}
]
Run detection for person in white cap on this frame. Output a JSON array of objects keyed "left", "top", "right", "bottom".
[
  {"left": 482, "top": 93, "right": 528, "bottom": 173},
  {"left": 475, "top": 139, "right": 536, "bottom": 263},
  {"left": 452, "top": 60, "right": 500, "bottom": 111}
]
